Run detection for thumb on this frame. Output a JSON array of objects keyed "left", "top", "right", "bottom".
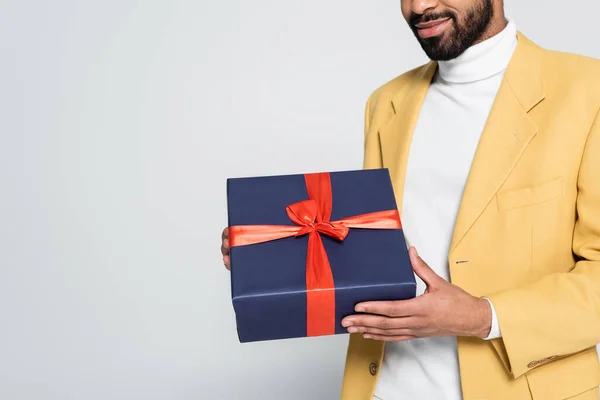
[{"left": 409, "top": 247, "right": 442, "bottom": 288}]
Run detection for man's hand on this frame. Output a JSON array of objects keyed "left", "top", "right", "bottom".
[
  {"left": 341, "top": 247, "right": 492, "bottom": 341},
  {"left": 221, "top": 227, "right": 230, "bottom": 270}
]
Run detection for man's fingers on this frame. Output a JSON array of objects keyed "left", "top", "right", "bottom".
[
  {"left": 348, "top": 326, "right": 416, "bottom": 336},
  {"left": 354, "top": 298, "right": 424, "bottom": 317},
  {"left": 409, "top": 247, "right": 444, "bottom": 288},
  {"left": 342, "top": 314, "right": 418, "bottom": 330},
  {"left": 223, "top": 255, "right": 231, "bottom": 270},
  {"left": 221, "top": 228, "right": 231, "bottom": 270},
  {"left": 221, "top": 239, "right": 229, "bottom": 255}
]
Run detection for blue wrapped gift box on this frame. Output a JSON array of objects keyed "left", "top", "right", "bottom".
[{"left": 226, "top": 168, "right": 416, "bottom": 343}]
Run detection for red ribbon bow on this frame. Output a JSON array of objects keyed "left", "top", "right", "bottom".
[{"left": 229, "top": 172, "right": 402, "bottom": 336}]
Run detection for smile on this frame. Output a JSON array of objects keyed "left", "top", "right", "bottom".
[{"left": 415, "top": 18, "right": 452, "bottom": 39}]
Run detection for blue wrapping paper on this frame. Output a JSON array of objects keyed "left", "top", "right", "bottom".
[{"left": 226, "top": 168, "right": 416, "bottom": 342}]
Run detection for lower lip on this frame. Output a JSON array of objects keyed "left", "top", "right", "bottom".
[{"left": 416, "top": 19, "right": 451, "bottom": 39}]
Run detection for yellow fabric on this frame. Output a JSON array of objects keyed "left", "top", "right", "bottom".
[{"left": 340, "top": 31, "right": 600, "bottom": 400}]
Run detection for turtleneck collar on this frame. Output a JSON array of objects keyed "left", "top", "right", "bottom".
[{"left": 437, "top": 18, "right": 517, "bottom": 83}]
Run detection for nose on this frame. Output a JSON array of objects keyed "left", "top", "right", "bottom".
[{"left": 410, "top": 0, "right": 438, "bottom": 14}]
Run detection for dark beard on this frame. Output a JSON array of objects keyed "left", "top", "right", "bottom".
[{"left": 409, "top": 0, "right": 494, "bottom": 61}]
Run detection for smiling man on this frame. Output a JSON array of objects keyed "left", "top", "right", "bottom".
[
  {"left": 220, "top": 0, "right": 600, "bottom": 399},
  {"left": 335, "top": 0, "right": 600, "bottom": 399}
]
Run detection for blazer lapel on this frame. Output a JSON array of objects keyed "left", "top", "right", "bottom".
[
  {"left": 449, "top": 32, "right": 546, "bottom": 253},
  {"left": 378, "top": 62, "right": 437, "bottom": 212}
]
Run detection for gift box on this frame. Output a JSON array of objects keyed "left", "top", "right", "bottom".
[{"left": 226, "top": 168, "right": 416, "bottom": 343}]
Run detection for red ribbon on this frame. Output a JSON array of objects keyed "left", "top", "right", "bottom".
[{"left": 229, "top": 172, "right": 402, "bottom": 337}]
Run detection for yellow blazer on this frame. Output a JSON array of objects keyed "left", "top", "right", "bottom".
[{"left": 340, "top": 31, "right": 600, "bottom": 400}]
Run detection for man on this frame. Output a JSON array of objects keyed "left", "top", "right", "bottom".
[{"left": 221, "top": 0, "right": 600, "bottom": 398}]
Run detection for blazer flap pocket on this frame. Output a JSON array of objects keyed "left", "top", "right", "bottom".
[
  {"left": 526, "top": 347, "right": 600, "bottom": 400},
  {"left": 497, "top": 177, "right": 563, "bottom": 211}
]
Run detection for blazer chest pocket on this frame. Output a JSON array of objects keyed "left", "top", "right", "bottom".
[{"left": 496, "top": 177, "right": 563, "bottom": 212}]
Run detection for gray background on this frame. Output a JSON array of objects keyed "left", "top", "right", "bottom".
[{"left": 1, "top": 1, "right": 599, "bottom": 399}]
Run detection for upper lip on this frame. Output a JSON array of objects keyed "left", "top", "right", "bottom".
[{"left": 415, "top": 18, "right": 451, "bottom": 29}]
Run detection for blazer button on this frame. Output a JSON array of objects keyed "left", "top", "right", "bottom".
[{"left": 369, "top": 363, "right": 378, "bottom": 376}]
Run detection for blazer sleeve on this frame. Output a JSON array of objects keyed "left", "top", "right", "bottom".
[{"left": 486, "top": 108, "right": 600, "bottom": 379}]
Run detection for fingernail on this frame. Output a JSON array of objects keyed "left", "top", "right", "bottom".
[
  {"left": 342, "top": 320, "right": 353, "bottom": 327},
  {"left": 364, "top": 334, "right": 372, "bottom": 339},
  {"left": 348, "top": 327, "right": 358, "bottom": 333},
  {"left": 355, "top": 306, "right": 366, "bottom": 312}
]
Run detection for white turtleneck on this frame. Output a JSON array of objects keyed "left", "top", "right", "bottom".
[{"left": 373, "top": 19, "right": 518, "bottom": 400}]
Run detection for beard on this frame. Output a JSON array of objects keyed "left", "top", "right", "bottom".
[{"left": 409, "top": 0, "right": 494, "bottom": 61}]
